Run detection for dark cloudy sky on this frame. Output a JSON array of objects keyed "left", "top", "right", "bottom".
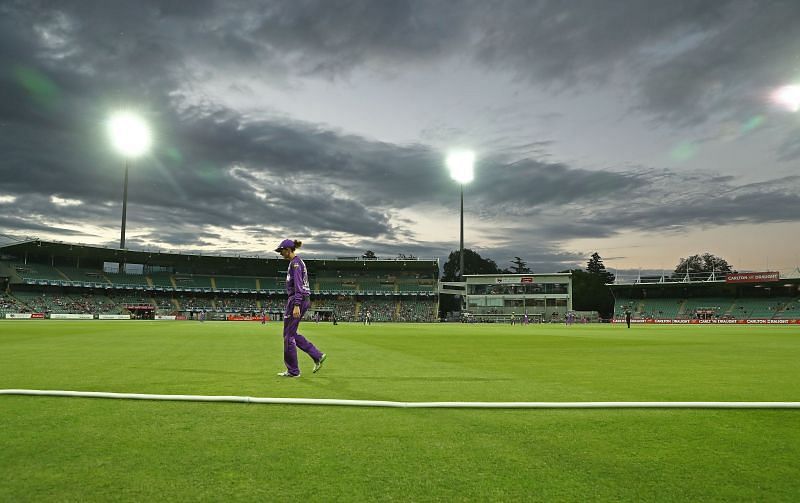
[{"left": 2, "top": 0, "right": 800, "bottom": 274}]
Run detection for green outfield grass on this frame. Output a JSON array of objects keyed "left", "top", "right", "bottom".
[{"left": 1, "top": 321, "right": 799, "bottom": 501}]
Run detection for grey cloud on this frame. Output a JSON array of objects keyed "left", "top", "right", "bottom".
[
  {"left": 584, "top": 175, "right": 800, "bottom": 231},
  {"left": 470, "top": 157, "right": 642, "bottom": 215},
  {"left": 473, "top": 0, "right": 731, "bottom": 87},
  {"left": 0, "top": 215, "right": 89, "bottom": 237},
  {"left": 469, "top": 172, "right": 800, "bottom": 246},
  {"left": 777, "top": 126, "right": 800, "bottom": 161},
  {"left": 8, "top": 0, "right": 792, "bottom": 127},
  {"left": 245, "top": 0, "right": 469, "bottom": 78},
  {"left": 2, "top": 0, "right": 799, "bottom": 270}
]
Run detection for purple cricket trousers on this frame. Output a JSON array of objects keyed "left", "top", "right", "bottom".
[{"left": 283, "top": 297, "right": 323, "bottom": 376}]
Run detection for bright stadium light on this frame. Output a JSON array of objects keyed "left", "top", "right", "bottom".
[
  {"left": 771, "top": 85, "right": 800, "bottom": 112},
  {"left": 447, "top": 150, "right": 475, "bottom": 184},
  {"left": 108, "top": 111, "right": 152, "bottom": 158},
  {"left": 445, "top": 150, "right": 476, "bottom": 297},
  {"left": 107, "top": 111, "right": 152, "bottom": 250}
]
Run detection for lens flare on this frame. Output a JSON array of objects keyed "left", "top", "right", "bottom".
[
  {"left": 14, "top": 66, "right": 60, "bottom": 108},
  {"left": 670, "top": 141, "right": 697, "bottom": 162},
  {"left": 741, "top": 115, "right": 764, "bottom": 133}
]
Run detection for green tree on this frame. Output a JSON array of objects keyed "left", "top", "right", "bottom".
[
  {"left": 440, "top": 249, "right": 502, "bottom": 317},
  {"left": 509, "top": 256, "right": 532, "bottom": 274},
  {"left": 673, "top": 253, "right": 732, "bottom": 280},
  {"left": 586, "top": 252, "right": 614, "bottom": 283},
  {"left": 441, "top": 248, "right": 502, "bottom": 281},
  {"left": 362, "top": 250, "right": 376, "bottom": 259},
  {"left": 564, "top": 268, "right": 615, "bottom": 319}
]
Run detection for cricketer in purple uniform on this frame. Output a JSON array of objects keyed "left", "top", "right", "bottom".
[{"left": 274, "top": 239, "right": 326, "bottom": 377}]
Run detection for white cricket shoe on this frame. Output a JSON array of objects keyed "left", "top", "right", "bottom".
[{"left": 313, "top": 354, "right": 327, "bottom": 373}]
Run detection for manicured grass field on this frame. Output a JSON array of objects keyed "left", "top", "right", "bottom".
[{"left": 1, "top": 321, "right": 799, "bottom": 501}]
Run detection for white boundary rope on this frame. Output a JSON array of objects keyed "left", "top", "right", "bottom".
[{"left": 1, "top": 390, "right": 799, "bottom": 408}]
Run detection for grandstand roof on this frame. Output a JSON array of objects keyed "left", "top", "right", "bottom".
[
  {"left": 0, "top": 239, "right": 439, "bottom": 275},
  {"left": 609, "top": 269, "right": 800, "bottom": 287}
]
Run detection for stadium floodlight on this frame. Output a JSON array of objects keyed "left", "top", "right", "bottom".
[
  {"left": 771, "top": 85, "right": 800, "bottom": 112},
  {"left": 107, "top": 111, "right": 152, "bottom": 250},
  {"left": 445, "top": 150, "right": 475, "bottom": 293},
  {"left": 108, "top": 112, "right": 152, "bottom": 158},
  {"left": 446, "top": 150, "right": 475, "bottom": 184}
]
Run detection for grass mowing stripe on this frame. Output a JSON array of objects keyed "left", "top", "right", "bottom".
[{"left": 2, "top": 321, "right": 799, "bottom": 501}]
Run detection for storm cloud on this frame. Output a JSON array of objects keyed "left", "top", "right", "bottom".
[{"left": 1, "top": 0, "right": 799, "bottom": 271}]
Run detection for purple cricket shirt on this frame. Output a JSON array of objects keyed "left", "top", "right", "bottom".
[{"left": 285, "top": 255, "right": 311, "bottom": 306}]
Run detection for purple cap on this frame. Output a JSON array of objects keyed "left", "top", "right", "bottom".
[{"left": 274, "top": 239, "right": 295, "bottom": 252}]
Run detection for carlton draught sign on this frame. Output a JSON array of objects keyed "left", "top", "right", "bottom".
[{"left": 725, "top": 271, "right": 779, "bottom": 283}]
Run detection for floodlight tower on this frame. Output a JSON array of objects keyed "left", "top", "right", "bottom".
[
  {"left": 446, "top": 151, "right": 475, "bottom": 283},
  {"left": 107, "top": 112, "right": 152, "bottom": 250}
]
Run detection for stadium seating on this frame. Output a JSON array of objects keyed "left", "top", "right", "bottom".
[
  {"left": 214, "top": 295, "right": 260, "bottom": 312},
  {"left": 359, "top": 278, "right": 395, "bottom": 294},
  {"left": 1, "top": 246, "right": 441, "bottom": 321},
  {"left": 149, "top": 273, "right": 174, "bottom": 289},
  {"left": 397, "top": 278, "right": 435, "bottom": 294},
  {"left": 7, "top": 262, "right": 65, "bottom": 283},
  {"left": 10, "top": 291, "right": 50, "bottom": 312},
  {"left": 613, "top": 297, "right": 640, "bottom": 319},
  {"left": 680, "top": 297, "right": 733, "bottom": 319},
  {"left": 315, "top": 277, "right": 357, "bottom": 294},
  {"left": 0, "top": 292, "right": 23, "bottom": 313},
  {"left": 397, "top": 298, "right": 438, "bottom": 322},
  {"left": 613, "top": 295, "right": 800, "bottom": 320},
  {"left": 173, "top": 275, "right": 212, "bottom": 290},
  {"left": 104, "top": 272, "right": 151, "bottom": 288},
  {"left": 306, "top": 297, "right": 353, "bottom": 321},
  {"left": 213, "top": 276, "right": 257, "bottom": 291},
  {"left": 730, "top": 298, "right": 791, "bottom": 319},
  {"left": 774, "top": 298, "right": 800, "bottom": 319},
  {"left": 58, "top": 267, "right": 112, "bottom": 286},
  {"left": 638, "top": 299, "right": 683, "bottom": 319},
  {"left": 359, "top": 299, "right": 398, "bottom": 321},
  {"left": 261, "top": 298, "right": 286, "bottom": 313},
  {"left": 258, "top": 277, "right": 285, "bottom": 292}
]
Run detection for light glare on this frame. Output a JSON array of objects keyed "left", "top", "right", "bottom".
[
  {"left": 108, "top": 112, "right": 152, "bottom": 158},
  {"left": 772, "top": 85, "right": 800, "bottom": 112},
  {"left": 446, "top": 151, "right": 475, "bottom": 184}
]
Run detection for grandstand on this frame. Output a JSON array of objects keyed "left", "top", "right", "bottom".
[
  {"left": 0, "top": 240, "right": 439, "bottom": 321},
  {"left": 610, "top": 269, "right": 800, "bottom": 323}
]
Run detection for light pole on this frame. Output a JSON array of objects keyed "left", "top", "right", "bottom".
[
  {"left": 446, "top": 150, "right": 475, "bottom": 283},
  {"left": 107, "top": 112, "right": 152, "bottom": 250}
]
